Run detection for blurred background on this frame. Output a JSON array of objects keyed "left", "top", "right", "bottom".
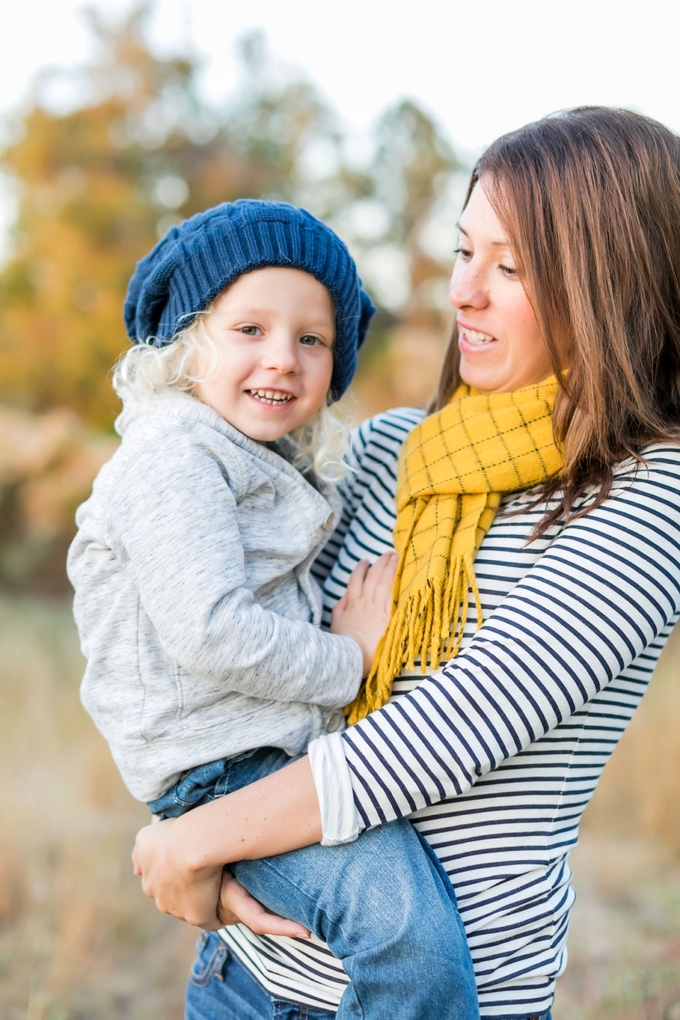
[{"left": 1, "top": 2, "right": 680, "bottom": 1017}]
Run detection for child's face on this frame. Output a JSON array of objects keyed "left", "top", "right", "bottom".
[{"left": 195, "top": 267, "right": 335, "bottom": 442}]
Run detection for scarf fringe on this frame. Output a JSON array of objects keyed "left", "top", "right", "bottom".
[
  {"left": 345, "top": 378, "right": 561, "bottom": 727},
  {"left": 345, "top": 554, "right": 482, "bottom": 725}
]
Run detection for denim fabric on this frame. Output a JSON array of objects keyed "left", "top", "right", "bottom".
[
  {"left": 156, "top": 748, "right": 480, "bottom": 1020},
  {"left": 185, "top": 932, "right": 336, "bottom": 1020},
  {"left": 185, "top": 934, "right": 552, "bottom": 1020},
  {"left": 147, "top": 749, "right": 279, "bottom": 818}
]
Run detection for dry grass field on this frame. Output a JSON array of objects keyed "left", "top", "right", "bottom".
[
  {"left": 1, "top": 595, "right": 679, "bottom": 1019},
  {"left": 0, "top": 597, "right": 195, "bottom": 1020}
]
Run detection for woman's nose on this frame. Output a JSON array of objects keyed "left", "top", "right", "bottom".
[{"left": 448, "top": 262, "right": 488, "bottom": 311}]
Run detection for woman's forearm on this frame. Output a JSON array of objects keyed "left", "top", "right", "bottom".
[
  {"left": 133, "top": 756, "right": 322, "bottom": 929},
  {"left": 169, "top": 756, "right": 321, "bottom": 870}
]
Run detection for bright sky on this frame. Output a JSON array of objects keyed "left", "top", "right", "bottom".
[{"left": 5, "top": 0, "right": 680, "bottom": 158}]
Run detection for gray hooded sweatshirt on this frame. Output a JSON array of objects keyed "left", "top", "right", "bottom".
[{"left": 67, "top": 393, "right": 363, "bottom": 802}]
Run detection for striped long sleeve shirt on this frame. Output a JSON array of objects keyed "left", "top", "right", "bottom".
[{"left": 220, "top": 407, "right": 680, "bottom": 1020}]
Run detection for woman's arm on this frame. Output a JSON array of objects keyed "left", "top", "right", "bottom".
[
  {"left": 134, "top": 447, "right": 680, "bottom": 926},
  {"left": 133, "top": 755, "right": 321, "bottom": 929},
  {"left": 338, "top": 448, "right": 680, "bottom": 829}
]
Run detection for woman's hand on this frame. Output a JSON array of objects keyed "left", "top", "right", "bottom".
[
  {"left": 133, "top": 816, "right": 225, "bottom": 929},
  {"left": 331, "top": 552, "right": 397, "bottom": 675},
  {"left": 133, "top": 818, "right": 312, "bottom": 936},
  {"left": 131, "top": 756, "right": 322, "bottom": 930},
  {"left": 217, "top": 870, "right": 311, "bottom": 937}
]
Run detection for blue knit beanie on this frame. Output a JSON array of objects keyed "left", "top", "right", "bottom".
[{"left": 124, "top": 199, "right": 376, "bottom": 401}]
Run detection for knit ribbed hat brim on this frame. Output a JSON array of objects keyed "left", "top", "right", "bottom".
[{"left": 124, "top": 200, "right": 376, "bottom": 401}]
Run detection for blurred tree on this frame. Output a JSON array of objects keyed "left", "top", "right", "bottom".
[
  {"left": 0, "top": 5, "right": 357, "bottom": 428},
  {"left": 369, "top": 99, "right": 462, "bottom": 327},
  {"left": 345, "top": 100, "right": 464, "bottom": 415},
  {"left": 0, "top": 3, "right": 468, "bottom": 590},
  {"left": 0, "top": 2, "right": 464, "bottom": 431}
]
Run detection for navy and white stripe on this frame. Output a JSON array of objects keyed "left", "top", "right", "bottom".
[{"left": 222, "top": 407, "right": 680, "bottom": 1019}]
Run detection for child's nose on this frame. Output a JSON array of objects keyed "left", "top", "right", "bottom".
[{"left": 262, "top": 335, "right": 300, "bottom": 373}]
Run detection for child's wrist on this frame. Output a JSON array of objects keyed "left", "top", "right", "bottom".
[{"left": 348, "top": 635, "right": 371, "bottom": 677}]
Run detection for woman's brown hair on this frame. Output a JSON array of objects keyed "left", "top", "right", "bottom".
[{"left": 431, "top": 106, "right": 680, "bottom": 532}]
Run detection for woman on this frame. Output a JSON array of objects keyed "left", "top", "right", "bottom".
[{"left": 134, "top": 107, "right": 680, "bottom": 1020}]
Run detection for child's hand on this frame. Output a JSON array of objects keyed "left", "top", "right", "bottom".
[{"left": 330, "top": 553, "right": 398, "bottom": 676}]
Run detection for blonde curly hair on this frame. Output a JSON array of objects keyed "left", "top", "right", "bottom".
[{"left": 112, "top": 311, "right": 351, "bottom": 484}]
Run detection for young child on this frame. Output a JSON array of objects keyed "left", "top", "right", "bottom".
[{"left": 68, "top": 200, "right": 478, "bottom": 1020}]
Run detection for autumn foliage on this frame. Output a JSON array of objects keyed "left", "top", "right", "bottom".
[{"left": 0, "top": 4, "right": 464, "bottom": 589}]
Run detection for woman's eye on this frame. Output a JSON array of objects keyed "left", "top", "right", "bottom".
[
  {"left": 299, "top": 334, "right": 322, "bottom": 347},
  {"left": 499, "top": 263, "right": 518, "bottom": 278},
  {"left": 453, "top": 246, "right": 472, "bottom": 261}
]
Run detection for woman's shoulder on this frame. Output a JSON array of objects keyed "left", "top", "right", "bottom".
[
  {"left": 636, "top": 440, "right": 680, "bottom": 464},
  {"left": 548, "top": 440, "right": 680, "bottom": 559},
  {"left": 611, "top": 441, "right": 680, "bottom": 489},
  {"left": 332, "top": 407, "right": 427, "bottom": 525}
]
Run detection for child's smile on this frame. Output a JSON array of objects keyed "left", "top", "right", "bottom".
[
  {"left": 194, "top": 267, "right": 335, "bottom": 443},
  {"left": 247, "top": 388, "right": 295, "bottom": 406}
]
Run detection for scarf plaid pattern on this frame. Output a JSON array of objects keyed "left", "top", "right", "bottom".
[{"left": 346, "top": 377, "right": 562, "bottom": 724}]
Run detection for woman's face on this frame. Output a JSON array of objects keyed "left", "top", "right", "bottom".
[{"left": 449, "top": 180, "right": 553, "bottom": 394}]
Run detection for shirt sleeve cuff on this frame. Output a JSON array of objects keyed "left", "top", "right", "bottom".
[{"left": 308, "top": 731, "right": 361, "bottom": 847}]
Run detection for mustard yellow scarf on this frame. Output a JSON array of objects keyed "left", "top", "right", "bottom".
[{"left": 346, "top": 377, "right": 562, "bottom": 725}]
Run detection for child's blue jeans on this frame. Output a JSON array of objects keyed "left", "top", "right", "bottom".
[
  {"left": 185, "top": 933, "right": 552, "bottom": 1020},
  {"left": 148, "top": 746, "right": 479, "bottom": 1020},
  {"left": 185, "top": 933, "right": 337, "bottom": 1019}
]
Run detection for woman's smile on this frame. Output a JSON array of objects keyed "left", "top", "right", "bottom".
[{"left": 457, "top": 323, "right": 499, "bottom": 351}]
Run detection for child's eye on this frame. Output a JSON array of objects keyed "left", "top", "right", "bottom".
[
  {"left": 299, "top": 334, "right": 322, "bottom": 347},
  {"left": 239, "top": 325, "right": 261, "bottom": 336}
]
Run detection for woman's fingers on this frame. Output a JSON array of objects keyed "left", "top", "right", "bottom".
[
  {"left": 133, "top": 818, "right": 223, "bottom": 930},
  {"left": 218, "top": 871, "right": 311, "bottom": 938}
]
